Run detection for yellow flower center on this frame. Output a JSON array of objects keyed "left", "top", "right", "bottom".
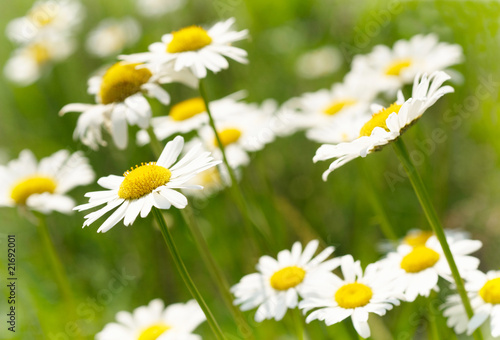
[
  {"left": 400, "top": 246, "right": 440, "bottom": 273},
  {"left": 359, "top": 103, "right": 402, "bottom": 137},
  {"left": 270, "top": 266, "right": 306, "bottom": 291},
  {"left": 403, "top": 230, "right": 434, "bottom": 247},
  {"left": 138, "top": 323, "right": 171, "bottom": 340},
  {"left": 117, "top": 162, "right": 171, "bottom": 200},
  {"left": 335, "top": 282, "right": 373, "bottom": 309},
  {"left": 385, "top": 59, "right": 412, "bottom": 76},
  {"left": 479, "top": 278, "right": 500, "bottom": 304},
  {"left": 99, "top": 62, "right": 152, "bottom": 105},
  {"left": 167, "top": 26, "right": 213, "bottom": 53},
  {"left": 215, "top": 128, "right": 242, "bottom": 147},
  {"left": 170, "top": 97, "right": 206, "bottom": 121},
  {"left": 29, "top": 4, "right": 56, "bottom": 27},
  {"left": 10, "top": 176, "right": 57, "bottom": 205},
  {"left": 29, "top": 44, "right": 50, "bottom": 65},
  {"left": 323, "top": 99, "right": 357, "bottom": 116}
]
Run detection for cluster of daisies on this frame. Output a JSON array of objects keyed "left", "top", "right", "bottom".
[
  {"left": 2, "top": 11, "right": 499, "bottom": 338},
  {"left": 232, "top": 232, "right": 499, "bottom": 339}
]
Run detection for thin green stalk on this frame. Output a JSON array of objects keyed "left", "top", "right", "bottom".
[
  {"left": 292, "top": 308, "right": 305, "bottom": 340},
  {"left": 152, "top": 208, "right": 226, "bottom": 340},
  {"left": 427, "top": 293, "right": 440, "bottom": 340},
  {"left": 360, "top": 164, "right": 398, "bottom": 241},
  {"left": 146, "top": 126, "right": 164, "bottom": 158},
  {"left": 36, "top": 213, "right": 83, "bottom": 340},
  {"left": 392, "top": 138, "right": 483, "bottom": 340},
  {"left": 198, "top": 79, "right": 272, "bottom": 251},
  {"left": 181, "top": 207, "right": 255, "bottom": 339}
]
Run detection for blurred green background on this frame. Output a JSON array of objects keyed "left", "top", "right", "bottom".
[{"left": 1, "top": 0, "right": 500, "bottom": 339}]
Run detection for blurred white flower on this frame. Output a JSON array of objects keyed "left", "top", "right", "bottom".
[
  {"left": 0, "top": 149, "right": 94, "bottom": 214},
  {"left": 96, "top": 299, "right": 205, "bottom": 340},
  {"left": 4, "top": 34, "right": 75, "bottom": 86},
  {"left": 136, "top": 0, "right": 186, "bottom": 17},
  {"left": 86, "top": 17, "right": 141, "bottom": 58},
  {"left": 347, "top": 33, "right": 463, "bottom": 96},
  {"left": 121, "top": 18, "right": 248, "bottom": 79},
  {"left": 295, "top": 46, "right": 343, "bottom": 79},
  {"left": 6, "top": 0, "right": 85, "bottom": 44}
]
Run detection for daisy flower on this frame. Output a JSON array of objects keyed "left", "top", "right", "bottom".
[
  {"left": 231, "top": 239, "right": 339, "bottom": 322},
  {"left": 60, "top": 61, "right": 195, "bottom": 150},
  {"left": 86, "top": 17, "right": 141, "bottom": 58},
  {"left": 0, "top": 149, "right": 94, "bottom": 214},
  {"left": 347, "top": 33, "right": 463, "bottom": 95},
  {"left": 443, "top": 270, "right": 500, "bottom": 337},
  {"left": 6, "top": 0, "right": 85, "bottom": 44},
  {"left": 295, "top": 45, "right": 342, "bottom": 79},
  {"left": 379, "top": 235, "right": 481, "bottom": 302},
  {"left": 135, "top": 0, "right": 186, "bottom": 17},
  {"left": 4, "top": 34, "right": 75, "bottom": 86},
  {"left": 313, "top": 71, "right": 454, "bottom": 180},
  {"left": 96, "top": 299, "right": 205, "bottom": 340},
  {"left": 120, "top": 17, "right": 248, "bottom": 79},
  {"left": 299, "top": 255, "right": 403, "bottom": 339},
  {"left": 74, "top": 136, "right": 220, "bottom": 233},
  {"left": 136, "top": 91, "right": 249, "bottom": 145}
]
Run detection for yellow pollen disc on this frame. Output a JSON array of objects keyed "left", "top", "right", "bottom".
[
  {"left": 403, "top": 230, "right": 434, "bottom": 247},
  {"left": 359, "top": 103, "right": 402, "bottom": 137},
  {"left": 400, "top": 246, "right": 440, "bottom": 273},
  {"left": 215, "top": 128, "right": 242, "bottom": 147},
  {"left": 170, "top": 97, "right": 206, "bottom": 121},
  {"left": 117, "top": 162, "right": 171, "bottom": 200},
  {"left": 29, "top": 5, "right": 56, "bottom": 27},
  {"left": 270, "top": 266, "right": 306, "bottom": 291},
  {"left": 10, "top": 176, "right": 57, "bottom": 205},
  {"left": 479, "top": 278, "right": 500, "bottom": 304},
  {"left": 99, "top": 62, "right": 152, "bottom": 105},
  {"left": 385, "top": 58, "right": 412, "bottom": 76},
  {"left": 138, "top": 323, "right": 171, "bottom": 340},
  {"left": 29, "top": 44, "right": 50, "bottom": 65},
  {"left": 167, "top": 26, "right": 213, "bottom": 53},
  {"left": 323, "top": 99, "right": 357, "bottom": 116},
  {"left": 335, "top": 282, "right": 373, "bottom": 309}
]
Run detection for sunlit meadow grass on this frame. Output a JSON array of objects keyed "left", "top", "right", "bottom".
[{"left": 1, "top": 0, "right": 500, "bottom": 339}]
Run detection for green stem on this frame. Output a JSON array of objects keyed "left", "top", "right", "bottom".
[
  {"left": 427, "top": 293, "right": 440, "bottom": 340},
  {"left": 392, "top": 138, "right": 483, "bottom": 340},
  {"left": 36, "top": 214, "right": 83, "bottom": 339},
  {"left": 146, "top": 126, "right": 164, "bottom": 158},
  {"left": 181, "top": 207, "right": 255, "bottom": 339},
  {"left": 198, "top": 79, "right": 272, "bottom": 252},
  {"left": 152, "top": 208, "right": 226, "bottom": 340},
  {"left": 293, "top": 308, "right": 305, "bottom": 340}
]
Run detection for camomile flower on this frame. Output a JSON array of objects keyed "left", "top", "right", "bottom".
[
  {"left": 96, "top": 299, "right": 205, "bottom": 340},
  {"left": 299, "top": 255, "right": 403, "bottom": 339},
  {"left": 443, "top": 270, "right": 500, "bottom": 337},
  {"left": 86, "top": 17, "right": 141, "bottom": 58},
  {"left": 379, "top": 235, "right": 481, "bottom": 302},
  {"left": 295, "top": 45, "right": 342, "bottom": 79},
  {"left": 347, "top": 34, "right": 463, "bottom": 95},
  {"left": 60, "top": 61, "right": 194, "bottom": 150},
  {"left": 136, "top": 91, "right": 249, "bottom": 145},
  {"left": 136, "top": 0, "right": 186, "bottom": 17},
  {"left": 4, "top": 34, "right": 75, "bottom": 86},
  {"left": 6, "top": 0, "right": 85, "bottom": 44},
  {"left": 0, "top": 149, "right": 94, "bottom": 214},
  {"left": 75, "top": 136, "right": 220, "bottom": 233},
  {"left": 196, "top": 104, "right": 275, "bottom": 169},
  {"left": 120, "top": 17, "right": 248, "bottom": 79},
  {"left": 313, "top": 71, "right": 454, "bottom": 180},
  {"left": 231, "top": 240, "right": 339, "bottom": 322}
]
